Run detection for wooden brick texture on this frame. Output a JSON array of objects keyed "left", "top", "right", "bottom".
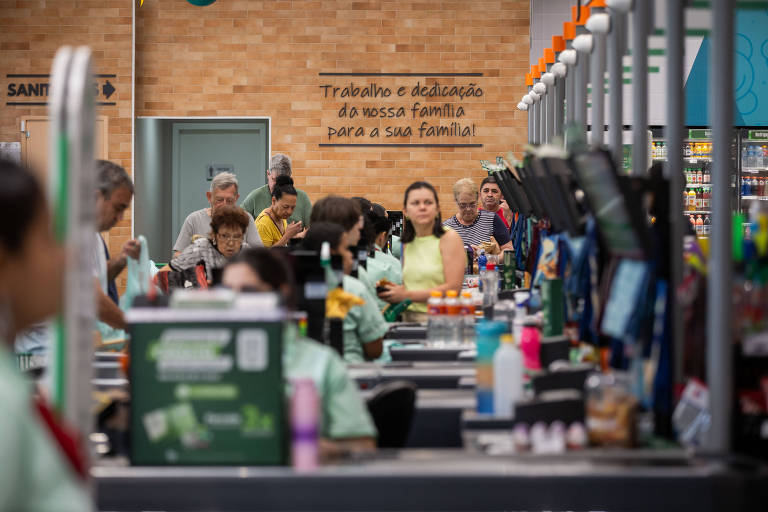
[
  {"left": 0, "top": 0, "right": 133, "bottom": 288},
  {"left": 136, "top": 0, "right": 530, "bottom": 211}
]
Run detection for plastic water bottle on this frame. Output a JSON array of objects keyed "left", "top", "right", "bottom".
[
  {"left": 478, "top": 249, "right": 487, "bottom": 272},
  {"left": 481, "top": 262, "right": 499, "bottom": 318},
  {"left": 291, "top": 379, "right": 319, "bottom": 471},
  {"left": 443, "top": 290, "right": 462, "bottom": 344},
  {"left": 426, "top": 291, "right": 445, "bottom": 344},
  {"left": 512, "top": 291, "right": 530, "bottom": 345},
  {"left": 493, "top": 334, "right": 524, "bottom": 417},
  {"left": 459, "top": 291, "right": 476, "bottom": 344}
]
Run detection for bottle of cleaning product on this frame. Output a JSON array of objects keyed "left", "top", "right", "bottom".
[
  {"left": 493, "top": 334, "right": 524, "bottom": 417},
  {"left": 291, "top": 379, "right": 319, "bottom": 472},
  {"left": 476, "top": 320, "right": 506, "bottom": 414}
]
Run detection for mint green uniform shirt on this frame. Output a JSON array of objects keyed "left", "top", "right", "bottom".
[
  {"left": 283, "top": 327, "right": 376, "bottom": 439},
  {"left": 368, "top": 247, "right": 403, "bottom": 309},
  {"left": 342, "top": 275, "right": 389, "bottom": 363},
  {"left": 241, "top": 184, "right": 313, "bottom": 227},
  {"left": 0, "top": 344, "right": 92, "bottom": 511}
]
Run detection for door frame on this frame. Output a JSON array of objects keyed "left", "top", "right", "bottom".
[
  {"left": 20, "top": 114, "right": 110, "bottom": 172},
  {"left": 145, "top": 116, "right": 272, "bottom": 235}
]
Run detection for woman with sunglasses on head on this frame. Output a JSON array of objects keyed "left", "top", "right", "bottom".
[
  {"left": 169, "top": 205, "right": 250, "bottom": 283},
  {"left": 378, "top": 181, "right": 466, "bottom": 322},
  {"left": 255, "top": 175, "right": 305, "bottom": 247}
]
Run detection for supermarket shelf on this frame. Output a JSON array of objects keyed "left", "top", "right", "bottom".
[
  {"left": 742, "top": 168, "right": 768, "bottom": 173},
  {"left": 685, "top": 183, "right": 711, "bottom": 188},
  {"left": 742, "top": 196, "right": 768, "bottom": 201},
  {"left": 684, "top": 210, "right": 711, "bottom": 215}
]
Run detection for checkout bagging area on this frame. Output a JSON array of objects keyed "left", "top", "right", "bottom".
[{"left": 17, "top": 2, "right": 768, "bottom": 511}]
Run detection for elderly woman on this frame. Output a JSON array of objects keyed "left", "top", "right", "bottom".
[
  {"left": 443, "top": 178, "right": 510, "bottom": 251},
  {"left": 170, "top": 205, "right": 250, "bottom": 282}
]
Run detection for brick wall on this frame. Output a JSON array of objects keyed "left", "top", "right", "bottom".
[
  {"left": 1, "top": 0, "right": 530, "bottom": 291},
  {"left": 136, "top": 0, "right": 530, "bottom": 210},
  {"left": 0, "top": 0, "right": 133, "bottom": 286}
]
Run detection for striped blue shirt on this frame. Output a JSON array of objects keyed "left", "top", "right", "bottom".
[{"left": 443, "top": 210, "right": 510, "bottom": 247}]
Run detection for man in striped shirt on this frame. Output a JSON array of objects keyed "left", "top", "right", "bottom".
[{"left": 443, "top": 178, "right": 511, "bottom": 250}]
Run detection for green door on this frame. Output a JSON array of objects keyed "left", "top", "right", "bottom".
[{"left": 171, "top": 121, "right": 268, "bottom": 242}]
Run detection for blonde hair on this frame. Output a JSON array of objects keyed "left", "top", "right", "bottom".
[{"left": 452, "top": 178, "right": 478, "bottom": 200}]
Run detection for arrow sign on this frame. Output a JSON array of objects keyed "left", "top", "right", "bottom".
[{"left": 102, "top": 80, "right": 115, "bottom": 99}]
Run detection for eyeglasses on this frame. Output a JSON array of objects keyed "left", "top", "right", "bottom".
[
  {"left": 217, "top": 233, "right": 244, "bottom": 243},
  {"left": 457, "top": 202, "right": 477, "bottom": 210},
  {"left": 213, "top": 198, "right": 236, "bottom": 206}
]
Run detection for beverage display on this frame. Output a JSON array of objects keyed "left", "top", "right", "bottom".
[
  {"left": 426, "top": 291, "right": 445, "bottom": 344},
  {"left": 459, "top": 291, "right": 476, "bottom": 344},
  {"left": 443, "top": 290, "right": 462, "bottom": 345}
]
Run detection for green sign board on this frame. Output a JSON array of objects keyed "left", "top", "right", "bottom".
[
  {"left": 129, "top": 309, "right": 285, "bottom": 465},
  {"left": 688, "top": 129, "right": 712, "bottom": 140},
  {"left": 747, "top": 130, "right": 768, "bottom": 140}
]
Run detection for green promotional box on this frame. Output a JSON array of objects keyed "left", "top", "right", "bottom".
[{"left": 128, "top": 308, "right": 285, "bottom": 465}]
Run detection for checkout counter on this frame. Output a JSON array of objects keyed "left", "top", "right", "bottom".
[{"left": 86, "top": 318, "right": 768, "bottom": 511}]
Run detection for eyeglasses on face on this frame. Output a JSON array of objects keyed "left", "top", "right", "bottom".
[
  {"left": 213, "top": 197, "right": 236, "bottom": 206},
  {"left": 217, "top": 233, "right": 243, "bottom": 243},
  {"left": 457, "top": 202, "right": 477, "bottom": 210}
]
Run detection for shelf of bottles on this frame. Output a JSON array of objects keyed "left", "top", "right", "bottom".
[
  {"left": 652, "top": 132, "right": 715, "bottom": 237},
  {"left": 740, "top": 130, "right": 768, "bottom": 205}
]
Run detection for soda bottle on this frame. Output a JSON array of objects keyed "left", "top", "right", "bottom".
[
  {"left": 703, "top": 215, "right": 711, "bottom": 235},
  {"left": 443, "top": 290, "right": 462, "bottom": 345},
  {"left": 759, "top": 178, "right": 765, "bottom": 197},
  {"left": 703, "top": 187, "right": 711, "bottom": 209},
  {"left": 689, "top": 215, "right": 696, "bottom": 228},
  {"left": 460, "top": 291, "right": 476, "bottom": 344},
  {"left": 481, "top": 262, "right": 499, "bottom": 319},
  {"left": 695, "top": 215, "right": 703, "bottom": 236},
  {"left": 426, "top": 291, "right": 445, "bottom": 344},
  {"left": 704, "top": 165, "right": 711, "bottom": 184},
  {"left": 688, "top": 189, "right": 696, "bottom": 211},
  {"left": 696, "top": 168, "right": 703, "bottom": 184}
]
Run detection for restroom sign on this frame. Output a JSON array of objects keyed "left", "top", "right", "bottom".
[{"left": 5, "top": 73, "right": 118, "bottom": 106}]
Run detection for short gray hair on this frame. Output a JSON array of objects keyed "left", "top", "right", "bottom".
[
  {"left": 452, "top": 178, "right": 478, "bottom": 200},
  {"left": 96, "top": 160, "right": 133, "bottom": 197},
  {"left": 269, "top": 153, "right": 292, "bottom": 177},
  {"left": 210, "top": 172, "right": 238, "bottom": 193}
]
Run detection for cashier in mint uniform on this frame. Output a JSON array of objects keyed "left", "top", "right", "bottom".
[
  {"left": 92, "top": 160, "right": 141, "bottom": 331},
  {"left": 0, "top": 159, "right": 92, "bottom": 511},
  {"left": 221, "top": 247, "right": 376, "bottom": 458}
]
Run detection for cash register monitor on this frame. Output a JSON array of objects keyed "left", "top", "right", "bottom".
[
  {"left": 493, "top": 169, "right": 533, "bottom": 217},
  {"left": 570, "top": 149, "right": 650, "bottom": 259},
  {"left": 540, "top": 156, "right": 585, "bottom": 236},
  {"left": 516, "top": 161, "right": 548, "bottom": 219}
]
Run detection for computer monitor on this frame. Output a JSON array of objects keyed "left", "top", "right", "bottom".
[{"left": 569, "top": 149, "right": 651, "bottom": 259}]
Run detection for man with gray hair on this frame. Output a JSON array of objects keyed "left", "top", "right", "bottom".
[
  {"left": 241, "top": 153, "right": 312, "bottom": 227},
  {"left": 173, "top": 171, "right": 262, "bottom": 256},
  {"left": 93, "top": 159, "right": 140, "bottom": 329}
]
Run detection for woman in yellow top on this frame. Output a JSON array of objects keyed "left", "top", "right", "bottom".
[
  {"left": 254, "top": 175, "right": 305, "bottom": 247},
  {"left": 378, "top": 181, "right": 465, "bottom": 321}
]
